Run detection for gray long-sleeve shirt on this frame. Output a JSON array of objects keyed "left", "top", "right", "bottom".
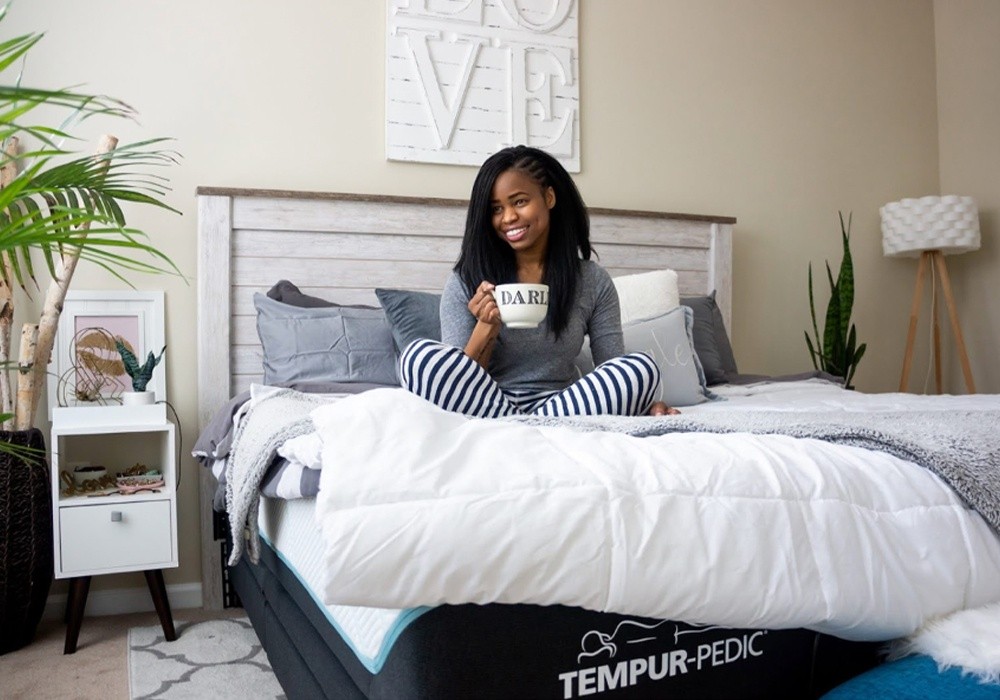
[{"left": 440, "top": 261, "right": 625, "bottom": 393}]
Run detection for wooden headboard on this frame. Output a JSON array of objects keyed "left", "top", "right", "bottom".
[{"left": 195, "top": 186, "right": 735, "bottom": 608}]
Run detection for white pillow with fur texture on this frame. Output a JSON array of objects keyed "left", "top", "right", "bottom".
[{"left": 613, "top": 269, "right": 679, "bottom": 324}]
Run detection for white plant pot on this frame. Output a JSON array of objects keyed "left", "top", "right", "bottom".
[{"left": 122, "top": 391, "right": 155, "bottom": 406}]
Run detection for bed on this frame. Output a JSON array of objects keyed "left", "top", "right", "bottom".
[{"left": 195, "top": 187, "right": 1000, "bottom": 699}]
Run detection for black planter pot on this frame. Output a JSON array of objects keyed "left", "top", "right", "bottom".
[{"left": 0, "top": 428, "right": 53, "bottom": 655}]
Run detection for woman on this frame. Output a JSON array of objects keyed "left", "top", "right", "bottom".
[{"left": 399, "top": 145, "right": 676, "bottom": 418}]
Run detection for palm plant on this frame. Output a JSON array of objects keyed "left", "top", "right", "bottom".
[
  {"left": 804, "top": 212, "right": 867, "bottom": 389},
  {"left": 0, "top": 6, "right": 181, "bottom": 656},
  {"left": 0, "top": 5, "right": 180, "bottom": 434}
]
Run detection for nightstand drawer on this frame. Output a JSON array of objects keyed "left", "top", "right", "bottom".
[{"left": 59, "top": 501, "right": 173, "bottom": 574}]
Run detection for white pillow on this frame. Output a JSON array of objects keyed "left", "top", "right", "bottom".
[{"left": 612, "top": 269, "right": 679, "bottom": 324}]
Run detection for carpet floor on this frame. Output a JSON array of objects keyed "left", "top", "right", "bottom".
[
  {"left": 128, "top": 616, "right": 284, "bottom": 699},
  {"left": 0, "top": 608, "right": 248, "bottom": 699}
]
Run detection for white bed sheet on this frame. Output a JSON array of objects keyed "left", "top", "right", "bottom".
[{"left": 704, "top": 378, "right": 1000, "bottom": 412}]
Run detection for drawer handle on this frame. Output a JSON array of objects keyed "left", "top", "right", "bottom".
[{"left": 110, "top": 511, "right": 123, "bottom": 523}]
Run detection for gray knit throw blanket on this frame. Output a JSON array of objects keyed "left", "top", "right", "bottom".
[
  {"left": 225, "top": 389, "right": 329, "bottom": 565},
  {"left": 508, "top": 409, "right": 1000, "bottom": 535}
]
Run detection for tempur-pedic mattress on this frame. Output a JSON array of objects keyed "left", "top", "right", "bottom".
[
  {"left": 258, "top": 495, "right": 428, "bottom": 672},
  {"left": 253, "top": 494, "right": 879, "bottom": 699}
]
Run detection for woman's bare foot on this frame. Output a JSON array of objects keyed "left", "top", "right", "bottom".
[{"left": 648, "top": 401, "right": 680, "bottom": 416}]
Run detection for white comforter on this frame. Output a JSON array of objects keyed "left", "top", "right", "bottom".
[{"left": 312, "top": 381, "right": 1000, "bottom": 642}]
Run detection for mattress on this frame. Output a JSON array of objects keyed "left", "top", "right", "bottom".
[
  {"left": 258, "top": 495, "right": 426, "bottom": 672},
  {"left": 250, "top": 493, "right": 881, "bottom": 699},
  {"left": 226, "top": 377, "right": 999, "bottom": 697}
]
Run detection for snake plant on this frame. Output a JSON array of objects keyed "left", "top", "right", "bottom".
[
  {"left": 115, "top": 340, "right": 165, "bottom": 392},
  {"left": 804, "top": 212, "right": 867, "bottom": 389}
]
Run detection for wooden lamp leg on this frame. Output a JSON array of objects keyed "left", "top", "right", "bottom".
[
  {"left": 931, "top": 254, "right": 942, "bottom": 393},
  {"left": 932, "top": 252, "right": 977, "bottom": 393},
  {"left": 899, "top": 252, "right": 930, "bottom": 392}
]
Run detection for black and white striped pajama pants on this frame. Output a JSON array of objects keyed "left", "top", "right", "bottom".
[{"left": 398, "top": 339, "right": 661, "bottom": 418}]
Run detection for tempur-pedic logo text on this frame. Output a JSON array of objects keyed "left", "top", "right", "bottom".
[{"left": 557, "top": 621, "right": 765, "bottom": 699}]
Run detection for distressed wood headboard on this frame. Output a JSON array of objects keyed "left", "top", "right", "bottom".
[{"left": 195, "top": 186, "right": 735, "bottom": 608}]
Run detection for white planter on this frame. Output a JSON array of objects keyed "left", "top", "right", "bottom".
[{"left": 122, "top": 391, "right": 155, "bottom": 406}]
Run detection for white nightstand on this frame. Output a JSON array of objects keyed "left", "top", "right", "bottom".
[{"left": 49, "top": 404, "right": 179, "bottom": 653}]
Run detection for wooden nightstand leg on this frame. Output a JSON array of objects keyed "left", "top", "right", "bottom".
[
  {"left": 144, "top": 569, "right": 177, "bottom": 642},
  {"left": 64, "top": 576, "right": 91, "bottom": 654},
  {"left": 64, "top": 579, "right": 77, "bottom": 624}
]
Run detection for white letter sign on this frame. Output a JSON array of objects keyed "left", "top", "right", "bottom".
[{"left": 386, "top": 0, "right": 580, "bottom": 171}]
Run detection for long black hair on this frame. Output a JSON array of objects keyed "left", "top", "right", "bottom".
[{"left": 454, "top": 145, "right": 592, "bottom": 338}]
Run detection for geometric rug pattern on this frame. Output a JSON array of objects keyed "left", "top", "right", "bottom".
[{"left": 128, "top": 617, "right": 285, "bottom": 699}]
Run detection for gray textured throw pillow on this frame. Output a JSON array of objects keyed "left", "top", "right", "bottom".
[{"left": 254, "top": 293, "right": 397, "bottom": 385}]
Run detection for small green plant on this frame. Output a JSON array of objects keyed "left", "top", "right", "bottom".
[
  {"left": 115, "top": 340, "right": 165, "bottom": 392},
  {"left": 804, "top": 212, "right": 867, "bottom": 389}
]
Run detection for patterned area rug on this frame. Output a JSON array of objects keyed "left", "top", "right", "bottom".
[{"left": 128, "top": 617, "right": 285, "bottom": 699}]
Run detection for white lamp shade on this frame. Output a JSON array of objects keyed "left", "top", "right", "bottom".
[{"left": 880, "top": 195, "right": 980, "bottom": 258}]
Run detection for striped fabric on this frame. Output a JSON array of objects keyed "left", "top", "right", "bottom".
[{"left": 399, "top": 339, "right": 661, "bottom": 418}]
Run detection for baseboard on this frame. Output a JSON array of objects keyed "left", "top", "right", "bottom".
[{"left": 42, "top": 582, "right": 203, "bottom": 619}]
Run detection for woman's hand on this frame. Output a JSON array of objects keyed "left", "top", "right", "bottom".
[
  {"left": 468, "top": 281, "right": 502, "bottom": 328},
  {"left": 464, "top": 281, "right": 501, "bottom": 367},
  {"left": 648, "top": 401, "right": 680, "bottom": 416}
]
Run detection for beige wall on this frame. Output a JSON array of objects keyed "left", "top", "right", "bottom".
[
  {"left": 6, "top": 1, "right": 966, "bottom": 598},
  {"left": 934, "top": 0, "right": 1000, "bottom": 394}
]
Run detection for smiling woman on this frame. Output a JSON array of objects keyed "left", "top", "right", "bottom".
[
  {"left": 489, "top": 168, "right": 557, "bottom": 258},
  {"left": 398, "top": 145, "right": 676, "bottom": 418}
]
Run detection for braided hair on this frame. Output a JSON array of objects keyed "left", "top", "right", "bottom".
[{"left": 455, "top": 145, "right": 592, "bottom": 338}]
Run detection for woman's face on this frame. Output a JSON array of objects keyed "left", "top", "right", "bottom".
[{"left": 490, "top": 169, "right": 555, "bottom": 256}]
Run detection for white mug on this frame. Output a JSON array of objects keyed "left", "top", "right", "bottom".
[{"left": 492, "top": 283, "right": 549, "bottom": 329}]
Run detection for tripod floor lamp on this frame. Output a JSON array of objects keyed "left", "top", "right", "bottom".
[{"left": 880, "top": 195, "right": 980, "bottom": 394}]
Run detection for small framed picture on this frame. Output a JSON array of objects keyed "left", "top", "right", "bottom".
[{"left": 48, "top": 290, "right": 166, "bottom": 415}]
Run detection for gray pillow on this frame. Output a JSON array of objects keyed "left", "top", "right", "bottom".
[
  {"left": 266, "top": 280, "right": 336, "bottom": 308},
  {"left": 254, "top": 293, "right": 397, "bottom": 385},
  {"left": 375, "top": 288, "right": 442, "bottom": 352},
  {"left": 575, "top": 306, "right": 711, "bottom": 407},
  {"left": 681, "top": 291, "right": 738, "bottom": 385},
  {"left": 621, "top": 306, "right": 711, "bottom": 406}
]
